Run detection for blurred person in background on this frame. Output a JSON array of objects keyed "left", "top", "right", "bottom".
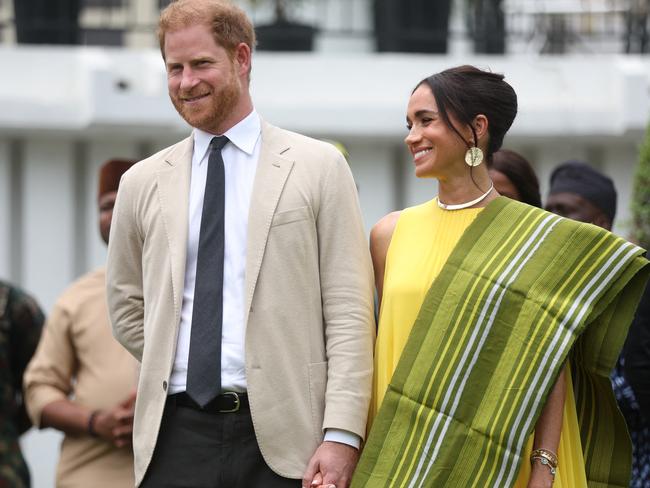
[
  {"left": 546, "top": 160, "right": 650, "bottom": 487},
  {"left": 0, "top": 281, "right": 44, "bottom": 487},
  {"left": 24, "top": 159, "right": 138, "bottom": 488},
  {"left": 488, "top": 148, "right": 541, "bottom": 207},
  {"left": 624, "top": 281, "right": 650, "bottom": 487},
  {"left": 619, "top": 280, "right": 650, "bottom": 488},
  {"left": 352, "top": 65, "right": 649, "bottom": 488},
  {"left": 544, "top": 160, "right": 615, "bottom": 230}
]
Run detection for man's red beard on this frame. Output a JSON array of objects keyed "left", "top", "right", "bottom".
[{"left": 171, "top": 74, "right": 241, "bottom": 133}]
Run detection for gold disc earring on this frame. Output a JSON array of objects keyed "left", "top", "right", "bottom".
[{"left": 465, "top": 147, "right": 484, "bottom": 167}]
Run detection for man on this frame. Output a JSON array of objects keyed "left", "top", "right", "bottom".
[
  {"left": 545, "top": 160, "right": 616, "bottom": 230},
  {"left": 106, "top": 1, "right": 374, "bottom": 487},
  {"left": 24, "top": 159, "right": 138, "bottom": 487},
  {"left": 546, "top": 159, "right": 649, "bottom": 487},
  {"left": 0, "top": 281, "right": 44, "bottom": 487}
]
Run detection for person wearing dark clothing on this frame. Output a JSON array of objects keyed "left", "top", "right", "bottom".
[
  {"left": 0, "top": 281, "right": 44, "bottom": 487},
  {"left": 546, "top": 160, "right": 650, "bottom": 488},
  {"left": 616, "top": 282, "right": 650, "bottom": 486},
  {"left": 625, "top": 282, "right": 650, "bottom": 414}
]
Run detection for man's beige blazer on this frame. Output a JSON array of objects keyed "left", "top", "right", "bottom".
[{"left": 106, "top": 120, "right": 375, "bottom": 486}]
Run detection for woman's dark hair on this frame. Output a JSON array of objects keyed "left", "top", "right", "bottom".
[
  {"left": 488, "top": 149, "right": 542, "bottom": 207},
  {"left": 416, "top": 65, "right": 518, "bottom": 159}
]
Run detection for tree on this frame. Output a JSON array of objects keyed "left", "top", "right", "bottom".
[{"left": 631, "top": 123, "right": 650, "bottom": 249}]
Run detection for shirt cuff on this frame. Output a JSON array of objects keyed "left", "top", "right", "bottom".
[{"left": 323, "top": 428, "right": 361, "bottom": 450}]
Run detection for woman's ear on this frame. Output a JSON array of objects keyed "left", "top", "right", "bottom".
[{"left": 473, "top": 114, "right": 489, "bottom": 142}]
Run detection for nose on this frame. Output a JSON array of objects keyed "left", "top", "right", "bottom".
[
  {"left": 404, "top": 125, "right": 420, "bottom": 147},
  {"left": 179, "top": 67, "right": 199, "bottom": 91}
]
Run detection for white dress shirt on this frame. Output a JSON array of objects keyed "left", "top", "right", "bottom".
[
  {"left": 169, "top": 110, "right": 359, "bottom": 449},
  {"left": 170, "top": 110, "right": 260, "bottom": 394}
]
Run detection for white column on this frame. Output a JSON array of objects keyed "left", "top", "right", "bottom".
[
  {"left": 345, "top": 140, "right": 396, "bottom": 235},
  {"left": 22, "top": 138, "right": 77, "bottom": 312}
]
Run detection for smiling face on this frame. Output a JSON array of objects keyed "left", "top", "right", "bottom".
[
  {"left": 405, "top": 84, "right": 470, "bottom": 180},
  {"left": 164, "top": 23, "right": 250, "bottom": 134}
]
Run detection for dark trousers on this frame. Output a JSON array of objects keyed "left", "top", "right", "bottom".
[{"left": 141, "top": 396, "right": 300, "bottom": 488}]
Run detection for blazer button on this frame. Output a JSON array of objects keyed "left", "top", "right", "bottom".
[{"left": 162, "top": 381, "right": 167, "bottom": 391}]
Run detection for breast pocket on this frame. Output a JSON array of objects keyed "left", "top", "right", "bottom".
[{"left": 271, "top": 206, "right": 312, "bottom": 227}]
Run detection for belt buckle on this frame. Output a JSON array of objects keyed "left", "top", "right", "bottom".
[{"left": 219, "top": 392, "right": 240, "bottom": 413}]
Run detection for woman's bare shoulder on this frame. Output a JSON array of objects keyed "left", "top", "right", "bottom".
[{"left": 370, "top": 211, "right": 402, "bottom": 251}]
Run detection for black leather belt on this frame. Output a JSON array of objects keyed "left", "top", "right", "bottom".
[{"left": 169, "top": 391, "right": 248, "bottom": 413}]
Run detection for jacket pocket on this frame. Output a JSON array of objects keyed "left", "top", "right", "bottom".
[{"left": 271, "top": 206, "right": 311, "bottom": 227}]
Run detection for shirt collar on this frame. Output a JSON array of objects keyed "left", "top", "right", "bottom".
[{"left": 192, "top": 109, "right": 261, "bottom": 165}]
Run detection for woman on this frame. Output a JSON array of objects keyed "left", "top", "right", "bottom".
[
  {"left": 488, "top": 149, "right": 541, "bottom": 207},
  {"left": 352, "top": 66, "right": 649, "bottom": 487}
]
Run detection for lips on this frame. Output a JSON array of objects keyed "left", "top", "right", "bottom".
[
  {"left": 181, "top": 93, "right": 209, "bottom": 103},
  {"left": 412, "top": 147, "right": 432, "bottom": 162}
]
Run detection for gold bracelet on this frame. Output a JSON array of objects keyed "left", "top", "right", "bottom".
[
  {"left": 530, "top": 448, "right": 558, "bottom": 468},
  {"left": 530, "top": 448, "right": 558, "bottom": 478}
]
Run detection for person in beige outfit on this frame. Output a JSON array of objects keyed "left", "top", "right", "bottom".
[
  {"left": 24, "top": 159, "right": 138, "bottom": 487},
  {"left": 106, "top": 1, "right": 375, "bottom": 488}
]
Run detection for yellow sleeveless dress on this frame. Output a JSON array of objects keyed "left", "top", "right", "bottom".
[{"left": 371, "top": 199, "right": 588, "bottom": 487}]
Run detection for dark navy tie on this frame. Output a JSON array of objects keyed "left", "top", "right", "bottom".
[{"left": 186, "top": 135, "right": 229, "bottom": 407}]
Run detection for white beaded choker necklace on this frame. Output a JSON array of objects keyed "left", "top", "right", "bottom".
[{"left": 437, "top": 183, "right": 494, "bottom": 211}]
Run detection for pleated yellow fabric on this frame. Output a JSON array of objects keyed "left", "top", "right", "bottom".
[
  {"left": 371, "top": 198, "right": 588, "bottom": 487},
  {"left": 370, "top": 199, "right": 482, "bottom": 424}
]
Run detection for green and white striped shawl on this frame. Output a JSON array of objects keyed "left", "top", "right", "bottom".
[{"left": 353, "top": 197, "right": 649, "bottom": 488}]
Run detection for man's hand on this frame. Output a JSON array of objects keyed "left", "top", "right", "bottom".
[
  {"left": 302, "top": 441, "right": 359, "bottom": 488},
  {"left": 91, "top": 390, "right": 136, "bottom": 448}
]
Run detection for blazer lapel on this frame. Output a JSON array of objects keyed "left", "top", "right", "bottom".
[
  {"left": 155, "top": 136, "right": 193, "bottom": 324},
  {"left": 244, "top": 123, "right": 294, "bottom": 326}
]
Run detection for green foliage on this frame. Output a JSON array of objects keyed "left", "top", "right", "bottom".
[{"left": 632, "top": 123, "right": 650, "bottom": 249}]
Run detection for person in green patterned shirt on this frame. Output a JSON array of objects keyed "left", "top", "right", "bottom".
[{"left": 0, "top": 281, "right": 44, "bottom": 488}]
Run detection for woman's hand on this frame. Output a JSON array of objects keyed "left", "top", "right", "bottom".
[
  {"left": 527, "top": 366, "right": 565, "bottom": 488},
  {"left": 527, "top": 461, "right": 555, "bottom": 488}
]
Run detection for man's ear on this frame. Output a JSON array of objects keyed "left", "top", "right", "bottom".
[{"left": 234, "top": 42, "right": 251, "bottom": 78}]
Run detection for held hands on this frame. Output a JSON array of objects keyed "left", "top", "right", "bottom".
[
  {"left": 302, "top": 441, "right": 359, "bottom": 488},
  {"left": 90, "top": 390, "right": 136, "bottom": 448}
]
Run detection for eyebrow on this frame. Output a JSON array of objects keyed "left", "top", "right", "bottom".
[
  {"left": 166, "top": 56, "right": 214, "bottom": 67},
  {"left": 414, "top": 109, "right": 438, "bottom": 117}
]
